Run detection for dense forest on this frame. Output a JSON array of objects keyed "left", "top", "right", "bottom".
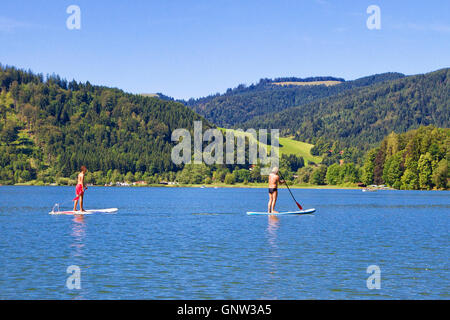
[
  {"left": 0, "top": 65, "right": 211, "bottom": 185},
  {"left": 179, "top": 73, "right": 405, "bottom": 127},
  {"left": 361, "top": 126, "right": 449, "bottom": 190},
  {"left": 243, "top": 68, "right": 449, "bottom": 155}
]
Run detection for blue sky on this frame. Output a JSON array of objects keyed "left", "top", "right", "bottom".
[{"left": 0, "top": 0, "right": 449, "bottom": 99}]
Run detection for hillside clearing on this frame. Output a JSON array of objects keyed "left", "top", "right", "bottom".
[
  {"left": 273, "top": 80, "right": 343, "bottom": 87},
  {"left": 218, "top": 128, "right": 321, "bottom": 165}
]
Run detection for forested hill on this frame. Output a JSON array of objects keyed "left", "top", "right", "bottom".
[
  {"left": 361, "top": 126, "right": 449, "bottom": 190},
  {"left": 180, "top": 73, "right": 405, "bottom": 127},
  {"left": 0, "top": 65, "right": 211, "bottom": 184},
  {"left": 242, "top": 68, "right": 450, "bottom": 151}
]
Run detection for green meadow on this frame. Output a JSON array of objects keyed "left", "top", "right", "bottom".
[{"left": 218, "top": 128, "right": 322, "bottom": 165}]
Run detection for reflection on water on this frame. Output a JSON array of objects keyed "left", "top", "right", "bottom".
[
  {"left": 263, "top": 215, "right": 280, "bottom": 299},
  {"left": 267, "top": 215, "right": 279, "bottom": 249},
  {"left": 70, "top": 215, "right": 86, "bottom": 300},
  {"left": 70, "top": 215, "right": 86, "bottom": 258}
]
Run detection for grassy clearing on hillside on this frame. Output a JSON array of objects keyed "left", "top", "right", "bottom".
[
  {"left": 140, "top": 93, "right": 159, "bottom": 97},
  {"left": 218, "top": 128, "right": 321, "bottom": 164},
  {"left": 273, "top": 80, "right": 342, "bottom": 86},
  {"left": 278, "top": 137, "right": 322, "bottom": 164}
]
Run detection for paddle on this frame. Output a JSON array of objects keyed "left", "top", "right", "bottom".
[{"left": 278, "top": 170, "right": 303, "bottom": 210}]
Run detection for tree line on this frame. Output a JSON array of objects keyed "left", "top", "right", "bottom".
[{"left": 361, "top": 126, "right": 448, "bottom": 190}]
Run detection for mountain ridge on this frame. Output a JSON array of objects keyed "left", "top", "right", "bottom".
[
  {"left": 170, "top": 72, "right": 406, "bottom": 127},
  {"left": 242, "top": 68, "right": 449, "bottom": 153}
]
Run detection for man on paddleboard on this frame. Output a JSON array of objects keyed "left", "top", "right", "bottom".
[
  {"left": 268, "top": 167, "right": 284, "bottom": 213},
  {"left": 73, "top": 166, "right": 88, "bottom": 212}
]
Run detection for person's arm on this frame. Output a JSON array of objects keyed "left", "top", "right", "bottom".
[
  {"left": 278, "top": 175, "right": 285, "bottom": 184},
  {"left": 82, "top": 174, "right": 87, "bottom": 190}
]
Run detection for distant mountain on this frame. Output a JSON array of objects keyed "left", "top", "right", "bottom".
[
  {"left": 181, "top": 73, "right": 405, "bottom": 127},
  {"left": 242, "top": 68, "right": 450, "bottom": 152}
]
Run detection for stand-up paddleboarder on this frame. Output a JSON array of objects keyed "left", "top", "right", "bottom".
[
  {"left": 73, "top": 166, "right": 88, "bottom": 212},
  {"left": 268, "top": 167, "right": 284, "bottom": 213}
]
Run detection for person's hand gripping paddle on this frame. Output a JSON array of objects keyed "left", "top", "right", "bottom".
[{"left": 278, "top": 171, "right": 303, "bottom": 210}]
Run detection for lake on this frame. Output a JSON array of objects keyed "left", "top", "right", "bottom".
[{"left": 0, "top": 186, "right": 448, "bottom": 299}]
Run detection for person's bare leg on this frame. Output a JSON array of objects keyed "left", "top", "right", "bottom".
[
  {"left": 80, "top": 194, "right": 86, "bottom": 212},
  {"left": 73, "top": 199, "right": 78, "bottom": 211},
  {"left": 268, "top": 193, "right": 273, "bottom": 213},
  {"left": 271, "top": 191, "right": 278, "bottom": 213}
]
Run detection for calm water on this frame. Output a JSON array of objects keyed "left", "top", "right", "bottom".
[{"left": 0, "top": 186, "right": 448, "bottom": 299}]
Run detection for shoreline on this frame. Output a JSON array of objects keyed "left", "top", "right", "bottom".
[
  {"left": 4, "top": 182, "right": 368, "bottom": 190},
  {"left": 5, "top": 183, "right": 447, "bottom": 191}
]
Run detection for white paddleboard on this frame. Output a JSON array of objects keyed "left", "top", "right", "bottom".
[
  {"left": 246, "top": 208, "right": 316, "bottom": 215},
  {"left": 49, "top": 208, "right": 118, "bottom": 215}
]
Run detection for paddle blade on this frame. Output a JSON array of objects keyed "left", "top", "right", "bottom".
[{"left": 296, "top": 201, "right": 303, "bottom": 210}]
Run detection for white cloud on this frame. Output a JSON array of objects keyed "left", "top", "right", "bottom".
[
  {"left": 393, "top": 22, "right": 450, "bottom": 34},
  {"left": 0, "top": 16, "right": 36, "bottom": 33},
  {"left": 427, "top": 24, "right": 450, "bottom": 33},
  {"left": 315, "top": 0, "right": 330, "bottom": 5},
  {"left": 333, "top": 27, "right": 348, "bottom": 33}
]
